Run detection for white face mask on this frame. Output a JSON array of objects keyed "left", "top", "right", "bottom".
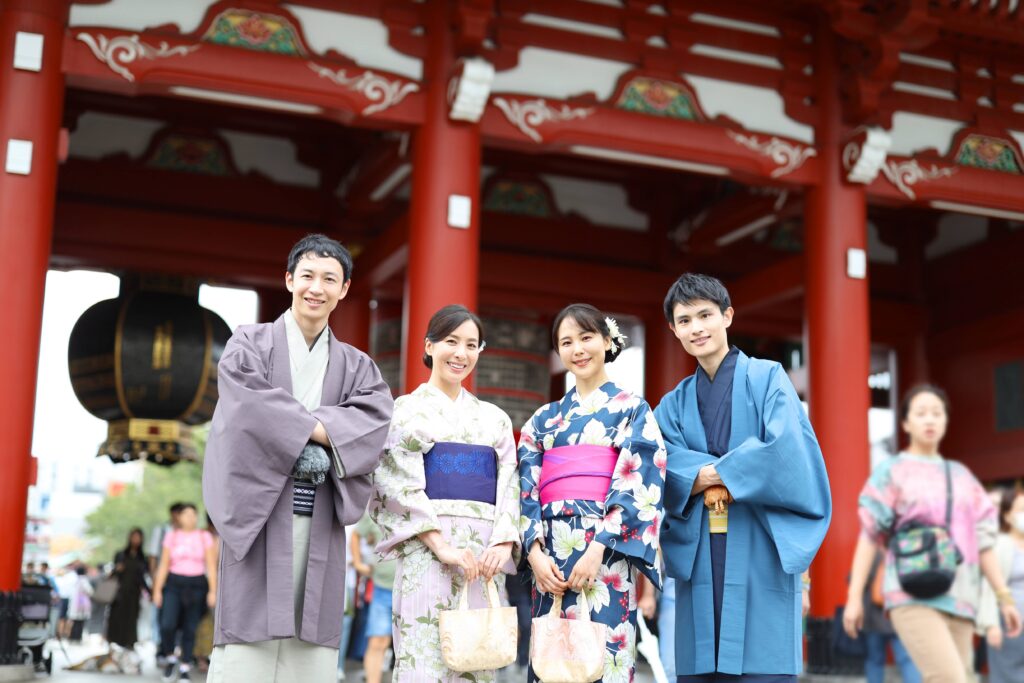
[{"left": 1014, "top": 512, "right": 1024, "bottom": 534}]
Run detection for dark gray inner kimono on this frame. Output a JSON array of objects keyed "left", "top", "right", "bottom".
[{"left": 203, "top": 315, "right": 393, "bottom": 648}]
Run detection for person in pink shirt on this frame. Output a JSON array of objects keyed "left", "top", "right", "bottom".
[{"left": 153, "top": 503, "right": 217, "bottom": 682}]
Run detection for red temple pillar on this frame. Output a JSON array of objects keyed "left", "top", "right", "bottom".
[
  {"left": 644, "top": 315, "right": 696, "bottom": 409},
  {"left": 402, "top": 0, "right": 481, "bottom": 393},
  {"left": 804, "top": 25, "right": 871, "bottom": 618},
  {"left": 331, "top": 290, "right": 371, "bottom": 353},
  {"left": 257, "top": 285, "right": 291, "bottom": 324},
  {"left": 0, "top": 0, "right": 68, "bottom": 591}
]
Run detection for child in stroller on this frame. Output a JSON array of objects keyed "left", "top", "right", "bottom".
[{"left": 18, "top": 578, "right": 56, "bottom": 674}]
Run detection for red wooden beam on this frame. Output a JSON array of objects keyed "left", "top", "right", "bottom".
[
  {"left": 51, "top": 200, "right": 310, "bottom": 287},
  {"left": 481, "top": 98, "right": 821, "bottom": 186},
  {"left": 63, "top": 26, "right": 424, "bottom": 129},
  {"left": 687, "top": 193, "right": 799, "bottom": 254},
  {"left": 865, "top": 154, "right": 1024, "bottom": 215},
  {"left": 727, "top": 256, "right": 803, "bottom": 313}
]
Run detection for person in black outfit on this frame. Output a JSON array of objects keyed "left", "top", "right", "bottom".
[{"left": 106, "top": 527, "right": 150, "bottom": 649}]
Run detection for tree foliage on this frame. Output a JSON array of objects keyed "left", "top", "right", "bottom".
[{"left": 84, "top": 428, "right": 207, "bottom": 565}]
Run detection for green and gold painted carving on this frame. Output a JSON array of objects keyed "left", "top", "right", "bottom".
[
  {"left": 484, "top": 180, "right": 554, "bottom": 217},
  {"left": 202, "top": 9, "right": 306, "bottom": 56},
  {"left": 615, "top": 77, "right": 701, "bottom": 120},
  {"left": 146, "top": 134, "right": 231, "bottom": 176},
  {"left": 955, "top": 135, "right": 1022, "bottom": 174}
]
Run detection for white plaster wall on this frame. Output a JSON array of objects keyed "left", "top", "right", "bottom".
[
  {"left": 685, "top": 75, "right": 813, "bottom": 143},
  {"left": 492, "top": 47, "right": 632, "bottom": 100},
  {"left": 540, "top": 174, "right": 647, "bottom": 230},
  {"left": 69, "top": 112, "right": 319, "bottom": 187},
  {"left": 284, "top": 5, "right": 422, "bottom": 79},
  {"left": 69, "top": 112, "right": 165, "bottom": 159},
  {"left": 70, "top": 0, "right": 214, "bottom": 33},
  {"left": 867, "top": 220, "right": 898, "bottom": 264},
  {"left": 888, "top": 112, "right": 965, "bottom": 157},
  {"left": 926, "top": 212, "right": 988, "bottom": 259}
]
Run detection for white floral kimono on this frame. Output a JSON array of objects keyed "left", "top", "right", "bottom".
[{"left": 370, "top": 383, "right": 521, "bottom": 682}]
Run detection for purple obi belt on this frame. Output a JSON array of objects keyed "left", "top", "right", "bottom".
[
  {"left": 423, "top": 441, "right": 497, "bottom": 504},
  {"left": 538, "top": 444, "right": 617, "bottom": 506}
]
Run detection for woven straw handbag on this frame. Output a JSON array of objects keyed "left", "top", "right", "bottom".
[
  {"left": 530, "top": 591, "right": 608, "bottom": 683},
  {"left": 439, "top": 577, "right": 518, "bottom": 672}
]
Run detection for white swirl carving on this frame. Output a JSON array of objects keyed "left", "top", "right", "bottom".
[
  {"left": 843, "top": 128, "right": 892, "bottom": 184},
  {"left": 492, "top": 97, "right": 594, "bottom": 143},
  {"left": 726, "top": 130, "right": 817, "bottom": 178},
  {"left": 309, "top": 64, "right": 419, "bottom": 116},
  {"left": 880, "top": 159, "right": 957, "bottom": 199},
  {"left": 76, "top": 32, "right": 199, "bottom": 82}
]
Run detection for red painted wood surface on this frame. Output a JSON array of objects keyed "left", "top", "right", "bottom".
[
  {"left": 0, "top": 0, "right": 68, "bottom": 592},
  {"left": 804, "top": 26, "right": 872, "bottom": 620},
  {"left": 402, "top": 0, "right": 483, "bottom": 394}
]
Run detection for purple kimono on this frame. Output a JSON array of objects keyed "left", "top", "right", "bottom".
[{"left": 203, "top": 314, "right": 393, "bottom": 648}]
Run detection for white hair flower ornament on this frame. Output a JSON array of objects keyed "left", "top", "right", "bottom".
[{"left": 604, "top": 316, "right": 628, "bottom": 353}]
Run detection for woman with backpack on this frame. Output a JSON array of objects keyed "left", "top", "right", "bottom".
[{"left": 842, "top": 384, "right": 1022, "bottom": 683}]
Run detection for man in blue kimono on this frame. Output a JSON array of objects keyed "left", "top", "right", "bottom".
[{"left": 654, "top": 273, "right": 831, "bottom": 681}]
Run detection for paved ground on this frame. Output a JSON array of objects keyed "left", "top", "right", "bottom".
[{"left": 11, "top": 638, "right": 668, "bottom": 682}]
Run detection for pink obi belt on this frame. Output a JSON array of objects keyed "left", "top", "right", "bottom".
[{"left": 538, "top": 444, "right": 617, "bottom": 506}]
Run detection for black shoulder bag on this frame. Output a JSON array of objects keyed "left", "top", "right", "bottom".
[{"left": 888, "top": 459, "right": 963, "bottom": 599}]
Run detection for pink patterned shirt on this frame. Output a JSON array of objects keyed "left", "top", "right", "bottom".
[{"left": 858, "top": 453, "right": 997, "bottom": 620}]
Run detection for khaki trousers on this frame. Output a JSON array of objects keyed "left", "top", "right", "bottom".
[
  {"left": 889, "top": 604, "right": 974, "bottom": 683},
  {"left": 208, "top": 514, "right": 338, "bottom": 682}
]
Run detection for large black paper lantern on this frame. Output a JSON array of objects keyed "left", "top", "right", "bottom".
[{"left": 68, "top": 275, "right": 231, "bottom": 464}]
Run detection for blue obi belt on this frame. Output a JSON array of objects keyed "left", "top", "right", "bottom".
[{"left": 423, "top": 442, "right": 497, "bottom": 504}]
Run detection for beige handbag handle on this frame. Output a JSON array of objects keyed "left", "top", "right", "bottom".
[
  {"left": 456, "top": 577, "right": 502, "bottom": 611},
  {"left": 549, "top": 590, "right": 592, "bottom": 623}
]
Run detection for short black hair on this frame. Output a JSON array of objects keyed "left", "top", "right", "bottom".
[
  {"left": 899, "top": 383, "right": 950, "bottom": 422},
  {"left": 178, "top": 502, "right": 198, "bottom": 514},
  {"left": 551, "top": 303, "right": 624, "bottom": 363},
  {"left": 663, "top": 273, "right": 731, "bottom": 322},
  {"left": 169, "top": 502, "right": 185, "bottom": 515},
  {"left": 423, "top": 305, "right": 485, "bottom": 369},
  {"left": 287, "top": 233, "right": 353, "bottom": 282}
]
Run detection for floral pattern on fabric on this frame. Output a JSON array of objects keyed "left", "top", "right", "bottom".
[
  {"left": 517, "top": 382, "right": 665, "bottom": 683},
  {"left": 859, "top": 453, "right": 998, "bottom": 620},
  {"left": 370, "top": 383, "right": 521, "bottom": 683}
]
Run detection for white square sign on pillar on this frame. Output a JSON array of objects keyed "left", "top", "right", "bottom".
[
  {"left": 5, "top": 139, "right": 33, "bottom": 175},
  {"left": 14, "top": 32, "right": 44, "bottom": 72},
  {"left": 448, "top": 194, "right": 472, "bottom": 229},
  {"left": 846, "top": 247, "right": 867, "bottom": 280}
]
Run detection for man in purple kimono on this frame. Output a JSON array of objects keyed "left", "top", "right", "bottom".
[{"left": 203, "top": 234, "right": 393, "bottom": 682}]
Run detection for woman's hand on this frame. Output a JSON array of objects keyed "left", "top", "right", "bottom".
[
  {"left": 841, "top": 598, "right": 863, "bottom": 639},
  {"left": 354, "top": 561, "right": 373, "bottom": 578},
  {"left": 1001, "top": 603, "right": 1023, "bottom": 639},
  {"left": 152, "top": 590, "right": 163, "bottom": 609},
  {"left": 987, "top": 625, "right": 1004, "bottom": 650},
  {"left": 638, "top": 592, "right": 656, "bottom": 620},
  {"left": 206, "top": 590, "right": 216, "bottom": 609},
  {"left": 567, "top": 542, "right": 605, "bottom": 592},
  {"left": 527, "top": 544, "right": 567, "bottom": 596},
  {"left": 435, "top": 544, "right": 480, "bottom": 583},
  {"left": 478, "top": 542, "right": 513, "bottom": 581}
]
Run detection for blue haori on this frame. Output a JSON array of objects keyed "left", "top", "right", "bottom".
[{"left": 423, "top": 441, "right": 498, "bottom": 504}]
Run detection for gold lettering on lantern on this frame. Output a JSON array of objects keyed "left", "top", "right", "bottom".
[
  {"left": 152, "top": 322, "right": 173, "bottom": 369},
  {"left": 158, "top": 373, "right": 173, "bottom": 401}
]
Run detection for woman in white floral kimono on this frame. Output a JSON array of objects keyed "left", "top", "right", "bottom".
[
  {"left": 370, "top": 305, "right": 521, "bottom": 682},
  {"left": 519, "top": 304, "right": 666, "bottom": 683}
]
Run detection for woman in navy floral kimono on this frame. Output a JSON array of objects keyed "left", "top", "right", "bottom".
[{"left": 518, "top": 304, "right": 666, "bottom": 683}]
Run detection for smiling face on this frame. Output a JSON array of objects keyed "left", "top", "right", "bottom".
[
  {"left": 556, "top": 316, "right": 611, "bottom": 383},
  {"left": 425, "top": 319, "right": 482, "bottom": 389},
  {"left": 285, "top": 253, "right": 350, "bottom": 327},
  {"left": 901, "top": 391, "right": 948, "bottom": 450},
  {"left": 668, "top": 299, "right": 734, "bottom": 365}
]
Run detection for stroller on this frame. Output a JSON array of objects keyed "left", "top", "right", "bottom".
[{"left": 17, "top": 580, "right": 58, "bottom": 674}]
